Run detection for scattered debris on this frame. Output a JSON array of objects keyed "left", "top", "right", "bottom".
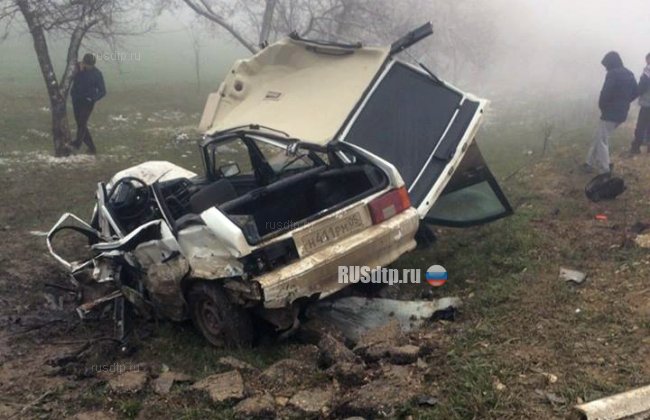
[
  {"left": 634, "top": 233, "right": 650, "bottom": 248},
  {"left": 417, "top": 395, "right": 439, "bottom": 407},
  {"left": 535, "top": 389, "right": 566, "bottom": 405},
  {"left": 174, "top": 132, "right": 190, "bottom": 143},
  {"left": 571, "top": 384, "right": 650, "bottom": 420},
  {"left": 559, "top": 267, "right": 587, "bottom": 285},
  {"left": 493, "top": 377, "right": 507, "bottom": 391},
  {"left": 191, "top": 370, "right": 246, "bottom": 403},
  {"left": 109, "top": 114, "right": 129, "bottom": 122},
  {"left": 542, "top": 372, "right": 558, "bottom": 384},
  {"left": 311, "top": 297, "right": 461, "bottom": 341}
]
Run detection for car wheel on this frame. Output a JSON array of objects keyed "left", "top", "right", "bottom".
[{"left": 187, "top": 282, "right": 254, "bottom": 348}]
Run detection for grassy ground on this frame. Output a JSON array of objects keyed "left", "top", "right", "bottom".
[{"left": 1, "top": 83, "right": 649, "bottom": 419}]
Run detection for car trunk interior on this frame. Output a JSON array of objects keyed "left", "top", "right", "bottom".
[{"left": 219, "top": 163, "right": 386, "bottom": 242}]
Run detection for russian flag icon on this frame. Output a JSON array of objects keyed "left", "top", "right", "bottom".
[{"left": 426, "top": 265, "right": 447, "bottom": 287}]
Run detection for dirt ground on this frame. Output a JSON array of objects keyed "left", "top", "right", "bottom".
[{"left": 2, "top": 98, "right": 650, "bottom": 418}]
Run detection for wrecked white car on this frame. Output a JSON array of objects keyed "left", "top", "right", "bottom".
[{"left": 47, "top": 25, "right": 512, "bottom": 347}]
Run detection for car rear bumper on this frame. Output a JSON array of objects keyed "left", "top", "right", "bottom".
[{"left": 255, "top": 207, "right": 419, "bottom": 309}]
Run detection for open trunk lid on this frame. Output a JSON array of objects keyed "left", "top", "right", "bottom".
[
  {"left": 201, "top": 31, "right": 511, "bottom": 226},
  {"left": 201, "top": 38, "right": 389, "bottom": 145}
]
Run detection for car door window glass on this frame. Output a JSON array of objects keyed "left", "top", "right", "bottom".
[
  {"left": 210, "top": 138, "right": 254, "bottom": 176},
  {"left": 426, "top": 181, "right": 507, "bottom": 223}
]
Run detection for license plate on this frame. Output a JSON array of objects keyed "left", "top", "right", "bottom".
[{"left": 294, "top": 206, "right": 370, "bottom": 256}]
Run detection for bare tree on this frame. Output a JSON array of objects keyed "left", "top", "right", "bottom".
[
  {"left": 181, "top": 0, "right": 379, "bottom": 53},
  {"left": 181, "top": 0, "right": 261, "bottom": 53},
  {"left": 0, "top": 0, "right": 159, "bottom": 156},
  {"left": 182, "top": 0, "right": 496, "bottom": 86}
]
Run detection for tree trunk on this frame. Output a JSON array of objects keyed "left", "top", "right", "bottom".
[
  {"left": 17, "top": 0, "right": 71, "bottom": 156},
  {"left": 50, "top": 95, "right": 72, "bottom": 157}
]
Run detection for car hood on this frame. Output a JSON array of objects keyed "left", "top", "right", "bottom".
[{"left": 200, "top": 37, "right": 389, "bottom": 146}]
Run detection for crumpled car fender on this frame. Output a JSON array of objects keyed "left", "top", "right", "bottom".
[{"left": 47, "top": 213, "right": 102, "bottom": 272}]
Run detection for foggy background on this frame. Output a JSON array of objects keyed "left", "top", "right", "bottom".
[{"left": 1, "top": 0, "right": 648, "bottom": 103}]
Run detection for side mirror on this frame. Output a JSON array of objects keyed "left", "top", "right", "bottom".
[{"left": 219, "top": 162, "right": 241, "bottom": 178}]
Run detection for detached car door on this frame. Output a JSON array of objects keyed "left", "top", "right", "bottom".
[{"left": 339, "top": 60, "right": 512, "bottom": 227}]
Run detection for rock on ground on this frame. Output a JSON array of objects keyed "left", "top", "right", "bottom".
[
  {"left": 355, "top": 320, "right": 406, "bottom": 349},
  {"left": 234, "top": 393, "right": 276, "bottom": 419},
  {"left": 191, "top": 370, "right": 246, "bottom": 403},
  {"left": 318, "top": 333, "right": 356, "bottom": 368},
  {"left": 354, "top": 320, "right": 407, "bottom": 362},
  {"left": 290, "top": 344, "right": 321, "bottom": 366},
  {"left": 152, "top": 371, "right": 192, "bottom": 395},
  {"left": 217, "top": 356, "right": 257, "bottom": 373},
  {"left": 288, "top": 387, "right": 334, "bottom": 415},
  {"left": 326, "top": 361, "right": 367, "bottom": 386},
  {"left": 388, "top": 344, "right": 421, "bottom": 365},
  {"left": 259, "top": 359, "right": 316, "bottom": 392},
  {"left": 107, "top": 370, "right": 148, "bottom": 393},
  {"left": 338, "top": 365, "right": 422, "bottom": 417}
]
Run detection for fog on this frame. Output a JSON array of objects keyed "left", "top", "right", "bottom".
[
  {"left": 1, "top": 1, "right": 648, "bottom": 104},
  {"left": 485, "top": 0, "right": 650, "bottom": 97}
]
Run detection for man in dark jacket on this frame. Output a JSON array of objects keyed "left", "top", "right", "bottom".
[
  {"left": 70, "top": 53, "right": 106, "bottom": 154},
  {"left": 585, "top": 51, "right": 638, "bottom": 173},
  {"left": 631, "top": 52, "right": 650, "bottom": 153}
]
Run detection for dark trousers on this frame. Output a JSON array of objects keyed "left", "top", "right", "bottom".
[
  {"left": 632, "top": 107, "right": 650, "bottom": 148},
  {"left": 72, "top": 99, "right": 96, "bottom": 153}
]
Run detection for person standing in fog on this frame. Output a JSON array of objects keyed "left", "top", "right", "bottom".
[
  {"left": 584, "top": 51, "right": 638, "bottom": 174},
  {"left": 70, "top": 53, "right": 106, "bottom": 154},
  {"left": 630, "top": 53, "right": 650, "bottom": 154}
]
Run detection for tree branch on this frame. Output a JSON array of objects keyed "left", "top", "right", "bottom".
[{"left": 183, "top": 0, "right": 257, "bottom": 53}]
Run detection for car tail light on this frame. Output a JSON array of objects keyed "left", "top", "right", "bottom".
[{"left": 368, "top": 186, "right": 411, "bottom": 224}]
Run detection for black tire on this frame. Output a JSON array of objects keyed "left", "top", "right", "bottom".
[{"left": 187, "top": 282, "right": 254, "bottom": 348}]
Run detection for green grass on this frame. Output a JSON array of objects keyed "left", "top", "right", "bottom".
[{"left": 3, "top": 79, "right": 649, "bottom": 418}]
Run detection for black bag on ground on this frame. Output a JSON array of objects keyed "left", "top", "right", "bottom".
[{"left": 585, "top": 173, "right": 626, "bottom": 202}]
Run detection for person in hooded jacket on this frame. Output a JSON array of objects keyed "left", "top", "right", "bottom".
[
  {"left": 70, "top": 53, "right": 106, "bottom": 154},
  {"left": 630, "top": 52, "right": 650, "bottom": 154},
  {"left": 585, "top": 51, "right": 638, "bottom": 174}
]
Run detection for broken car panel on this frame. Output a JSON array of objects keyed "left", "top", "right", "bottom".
[{"left": 47, "top": 24, "right": 512, "bottom": 347}]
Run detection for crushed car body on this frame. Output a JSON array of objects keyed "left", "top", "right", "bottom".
[{"left": 47, "top": 24, "right": 513, "bottom": 347}]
